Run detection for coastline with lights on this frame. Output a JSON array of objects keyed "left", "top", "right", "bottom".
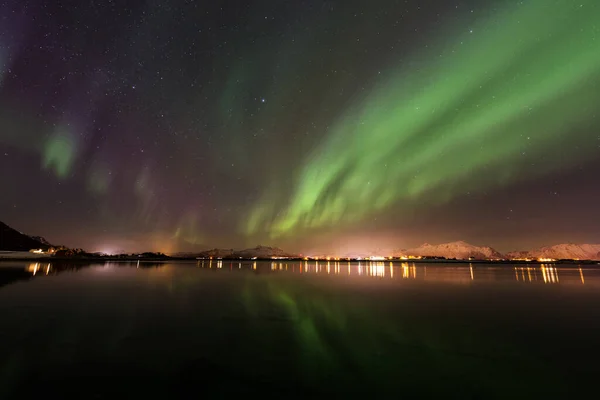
[
  {"left": 2, "top": 221, "right": 600, "bottom": 264},
  {"left": 1, "top": 251, "right": 597, "bottom": 266}
]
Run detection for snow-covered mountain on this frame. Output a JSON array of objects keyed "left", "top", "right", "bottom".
[
  {"left": 506, "top": 244, "right": 600, "bottom": 260},
  {"left": 194, "top": 248, "right": 235, "bottom": 258},
  {"left": 190, "top": 245, "right": 297, "bottom": 259},
  {"left": 400, "top": 241, "right": 504, "bottom": 260},
  {"left": 505, "top": 250, "right": 530, "bottom": 259}
]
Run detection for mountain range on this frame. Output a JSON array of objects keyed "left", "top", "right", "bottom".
[
  {"left": 0, "top": 221, "right": 53, "bottom": 251},
  {"left": 505, "top": 244, "right": 600, "bottom": 261},
  {"left": 398, "top": 241, "right": 600, "bottom": 261},
  {"left": 399, "top": 241, "right": 504, "bottom": 260},
  {"left": 185, "top": 241, "right": 600, "bottom": 261},
  {"left": 2, "top": 220, "right": 600, "bottom": 260},
  {"left": 174, "top": 245, "right": 296, "bottom": 259}
]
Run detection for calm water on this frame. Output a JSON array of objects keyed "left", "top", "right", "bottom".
[{"left": 1, "top": 260, "right": 599, "bottom": 398}]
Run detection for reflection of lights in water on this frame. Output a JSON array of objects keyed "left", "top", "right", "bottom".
[
  {"left": 541, "top": 265, "right": 559, "bottom": 284},
  {"left": 27, "top": 263, "right": 52, "bottom": 276},
  {"left": 541, "top": 265, "right": 547, "bottom": 282},
  {"left": 513, "top": 266, "right": 579, "bottom": 284},
  {"left": 29, "top": 263, "right": 39, "bottom": 275},
  {"left": 398, "top": 263, "right": 416, "bottom": 279},
  {"left": 515, "top": 267, "right": 532, "bottom": 282},
  {"left": 189, "top": 260, "right": 595, "bottom": 287},
  {"left": 370, "top": 262, "right": 385, "bottom": 277},
  {"left": 470, "top": 264, "right": 474, "bottom": 280}
]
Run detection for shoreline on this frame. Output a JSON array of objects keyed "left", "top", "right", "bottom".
[{"left": 0, "top": 256, "right": 598, "bottom": 266}]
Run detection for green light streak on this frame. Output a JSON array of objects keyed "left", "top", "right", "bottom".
[
  {"left": 246, "top": 0, "right": 600, "bottom": 237},
  {"left": 43, "top": 127, "right": 76, "bottom": 179}
]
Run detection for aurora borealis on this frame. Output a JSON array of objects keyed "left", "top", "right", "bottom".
[{"left": 1, "top": 0, "right": 600, "bottom": 254}]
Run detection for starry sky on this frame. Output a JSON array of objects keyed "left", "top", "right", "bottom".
[{"left": 1, "top": 0, "right": 600, "bottom": 255}]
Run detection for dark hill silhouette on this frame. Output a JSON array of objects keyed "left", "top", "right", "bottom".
[{"left": 0, "top": 221, "right": 52, "bottom": 251}]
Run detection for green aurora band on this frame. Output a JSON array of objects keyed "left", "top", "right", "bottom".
[
  {"left": 245, "top": 0, "right": 600, "bottom": 238},
  {"left": 43, "top": 127, "right": 76, "bottom": 180}
]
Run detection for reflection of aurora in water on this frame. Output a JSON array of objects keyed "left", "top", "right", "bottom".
[
  {"left": 1, "top": 260, "right": 599, "bottom": 396},
  {"left": 204, "top": 261, "right": 593, "bottom": 382},
  {"left": 232, "top": 262, "right": 575, "bottom": 392}
]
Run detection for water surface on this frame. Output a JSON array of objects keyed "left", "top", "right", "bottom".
[{"left": 1, "top": 261, "right": 599, "bottom": 398}]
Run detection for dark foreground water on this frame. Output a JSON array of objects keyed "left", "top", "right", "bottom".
[{"left": 1, "top": 260, "right": 599, "bottom": 398}]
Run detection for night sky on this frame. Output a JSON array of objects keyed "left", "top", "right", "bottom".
[{"left": 1, "top": 0, "right": 599, "bottom": 255}]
